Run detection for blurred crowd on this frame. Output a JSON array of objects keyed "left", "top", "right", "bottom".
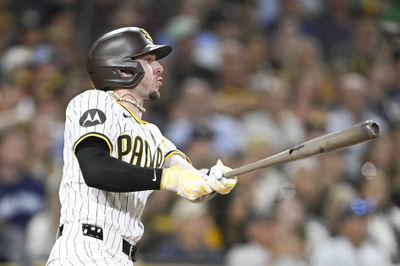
[{"left": 1, "top": 0, "right": 400, "bottom": 265}]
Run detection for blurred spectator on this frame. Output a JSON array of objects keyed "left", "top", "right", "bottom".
[
  {"left": 0, "top": 1, "right": 17, "bottom": 52},
  {"left": 320, "top": 151, "right": 347, "bottom": 186},
  {"left": 185, "top": 127, "right": 219, "bottom": 169},
  {"left": 360, "top": 170, "right": 400, "bottom": 262},
  {"left": 0, "top": 45, "right": 32, "bottom": 76},
  {"left": 45, "top": 10, "right": 79, "bottom": 70},
  {"left": 270, "top": 17, "right": 307, "bottom": 75},
  {"left": 270, "top": 197, "right": 308, "bottom": 266},
  {"left": 285, "top": 158, "right": 325, "bottom": 215},
  {"left": 139, "top": 190, "right": 177, "bottom": 257},
  {"left": 322, "top": 182, "right": 359, "bottom": 234},
  {"left": 284, "top": 159, "right": 330, "bottom": 257},
  {"left": 273, "top": 196, "right": 305, "bottom": 238},
  {"left": 242, "top": 76, "right": 305, "bottom": 154},
  {"left": 0, "top": 128, "right": 45, "bottom": 263},
  {"left": 211, "top": 139, "right": 281, "bottom": 250},
  {"left": 29, "top": 48, "right": 65, "bottom": 104},
  {"left": 165, "top": 77, "right": 245, "bottom": 158},
  {"left": 363, "top": 133, "right": 396, "bottom": 178},
  {"left": 334, "top": 14, "right": 383, "bottom": 75},
  {"left": 163, "top": 14, "right": 202, "bottom": 88},
  {"left": 213, "top": 39, "right": 259, "bottom": 116},
  {"left": 256, "top": 0, "right": 279, "bottom": 29},
  {"left": 240, "top": 138, "right": 288, "bottom": 217},
  {"left": 27, "top": 115, "right": 63, "bottom": 182},
  {"left": 153, "top": 198, "right": 224, "bottom": 265},
  {"left": 290, "top": 48, "right": 334, "bottom": 127},
  {"left": 367, "top": 61, "right": 400, "bottom": 127},
  {"left": 25, "top": 209, "right": 55, "bottom": 263},
  {"left": 23, "top": 114, "right": 63, "bottom": 263},
  {"left": 246, "top": 32, "right": 273, "bottom": 91},
  {"left": 0, "top": 79, "right": 35, "bottom": 130},
  {"left": 310, "top": 200, "right": 392, "bottom": 266},
  {"left": 215, "top": 185, "right": 253, "bottom": 249},
  {"left": 303, "top": 0, "right": 355, "bottom": 60},
  {"left": 108, "top": 1, "right": 146, "bottom": 29},
  {"left": 225, "top": 213, "right": 274, "bottom": 266},
  {"left": 325, "top": 72, "right": 387, "bottom": 180}
]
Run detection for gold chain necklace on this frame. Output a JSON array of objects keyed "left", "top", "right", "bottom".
[{"left": 107, "top": 91, "right": 146, "bottom": 113}]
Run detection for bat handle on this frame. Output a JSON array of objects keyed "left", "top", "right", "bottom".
[{"left": 224, "top": 168, "right": 243, "bottom": 179}]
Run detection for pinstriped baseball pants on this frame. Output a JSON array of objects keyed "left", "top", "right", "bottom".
[{"left": 46, "top": 223, "right": 134, "bottom": 266}]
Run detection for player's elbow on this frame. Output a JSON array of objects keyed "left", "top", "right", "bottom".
[
  {"left": 81, "top": 169, "right": 102, "bottom": 189},
  {"left": 76, "top": 153, "right": 108, "bottom": 189}
]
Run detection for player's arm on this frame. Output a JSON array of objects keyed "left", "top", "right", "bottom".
[
  {"left": 75, "top": 137, "right": 214, "bottom": 201},
  {"left": 164, "top": 150, "right": 193, "bottom": 170},
  {"left": 75, "top": 137, "right": 163, "bottom": 192}
]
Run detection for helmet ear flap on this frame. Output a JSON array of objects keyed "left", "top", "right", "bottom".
[
  {"left": 89, "top": 58, "right": 145, "bottom": 90},
  {"left": 124, "top": 60, "right": 145, "bottom": 88}
]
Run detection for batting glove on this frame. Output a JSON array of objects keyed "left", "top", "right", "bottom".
[
  {"left": 161, "top": 165, "right": 213, "bottom": 201},
  {"left": 204, "top": 159, "right": 238, "bottom": 195}
]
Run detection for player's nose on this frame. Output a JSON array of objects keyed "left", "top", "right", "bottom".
[{"left": 153, "top": 61, "right": 163, "bottom": 75}]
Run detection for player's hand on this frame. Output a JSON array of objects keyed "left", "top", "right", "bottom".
[
  {"left": 161, "top": 165, "right": 213, "bottom": 201},
  {"left": 204, "top": 159, "right": 238, "bottom": 195}
]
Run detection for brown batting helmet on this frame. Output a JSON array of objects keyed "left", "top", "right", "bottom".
[{"left": 87, "top": 27, "right": 172, "bottom": 90}]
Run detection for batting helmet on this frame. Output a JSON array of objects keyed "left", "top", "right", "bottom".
[{"left": 87, "top": 27, "right": 172, "bottom": 90}]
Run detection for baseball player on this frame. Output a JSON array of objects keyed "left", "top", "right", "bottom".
[{"left": 46, "top": 27, "right": 237, "bottom": 265}]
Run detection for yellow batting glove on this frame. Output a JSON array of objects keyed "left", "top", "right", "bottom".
[
  {"left": 207, "top": 159, "right": 238, "bottom": 195},
  {"left": 161, "top": 165, "right": 213, "bottom": 201}
]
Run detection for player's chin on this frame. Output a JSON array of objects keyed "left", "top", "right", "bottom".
[{"left": 149, "top": 90, "right": 160, "bottom": 100}]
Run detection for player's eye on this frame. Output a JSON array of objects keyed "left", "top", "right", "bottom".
[{"left": 143, "top": 54, "right": 156, "bottom": 62}]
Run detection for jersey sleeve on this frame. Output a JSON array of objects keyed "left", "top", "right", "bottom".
[
  {"left": 66, "top": 90, "right": 116, "bottom": 155},
  {"left": 162, "top": 137, "right": 192, "bottom": 165}
]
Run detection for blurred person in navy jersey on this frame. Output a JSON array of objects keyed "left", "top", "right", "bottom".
[{"left": 0, "top": 128, "right": 45, "bottom": 263}]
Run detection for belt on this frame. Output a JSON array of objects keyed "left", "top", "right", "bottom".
[{"left": 57, "top": 224, "right": 138, "bottom": 262}]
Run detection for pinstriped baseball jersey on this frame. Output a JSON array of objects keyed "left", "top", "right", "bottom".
[{"left": 50, "top": 89, "right": 182, "bottom": 262}]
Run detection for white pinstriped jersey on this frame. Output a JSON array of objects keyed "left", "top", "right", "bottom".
[{"left": 59, "top": 89, "right": 178, "bottom": 245}]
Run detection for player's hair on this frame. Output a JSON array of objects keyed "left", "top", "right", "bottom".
[{"left": 87, "top": 27, "right": 172, "bottom": 90}]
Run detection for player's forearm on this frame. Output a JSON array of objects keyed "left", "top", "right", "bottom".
[
  {"left": 75, "top": 139, "right": 163, "bottom": 192},
  {"left": 164, "top": 153, "right": 194, "bottom": 170}
]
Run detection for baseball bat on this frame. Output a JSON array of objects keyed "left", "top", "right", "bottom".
[{"left": 224, "top": 120, "right": 379, "bottom": 178}]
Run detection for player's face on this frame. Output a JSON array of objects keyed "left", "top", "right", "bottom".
[{"left": 135, "top": 54, "right": 164, "bottom": 100}]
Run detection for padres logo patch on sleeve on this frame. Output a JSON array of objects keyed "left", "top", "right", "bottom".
[{"left": 79, "top": 109, "right": 106, "bottom": 127}]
